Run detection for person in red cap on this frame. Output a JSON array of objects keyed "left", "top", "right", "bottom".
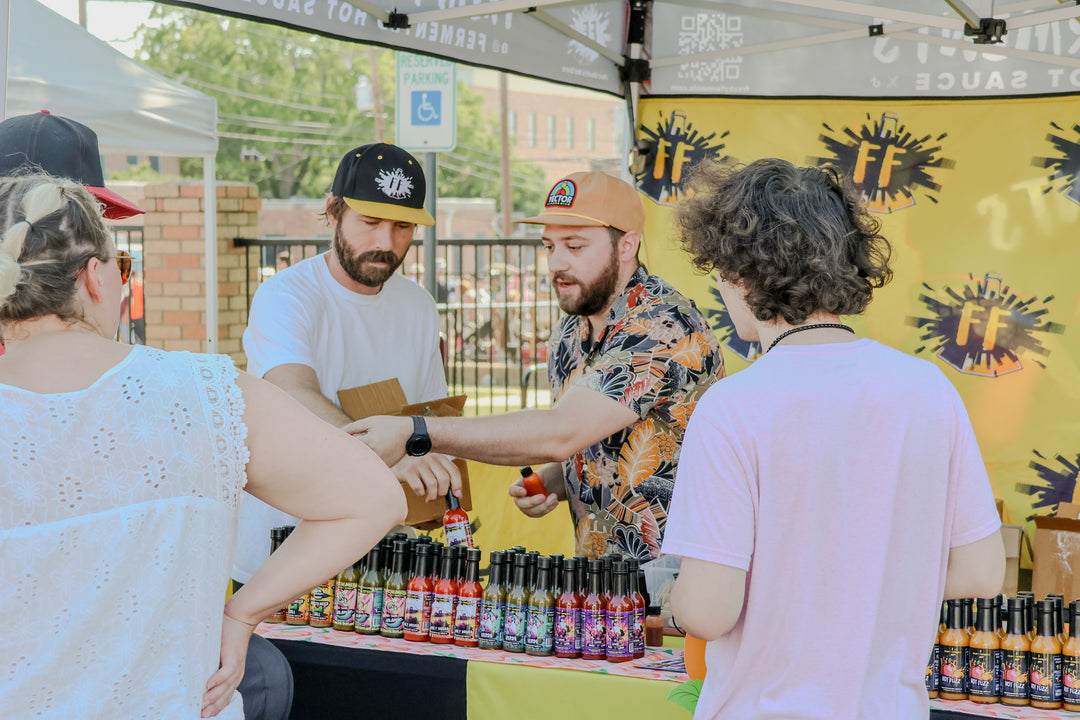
[{"left": 350, "top": 171, "right": 726, "bottom": 563}]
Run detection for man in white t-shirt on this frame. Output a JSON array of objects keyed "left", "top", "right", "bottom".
[
  {"left": 663, "top": 159, "right": 1005, "bottom": 719},
  {"left": 236, "top": 143, "right": 460, "bottom": 586}
]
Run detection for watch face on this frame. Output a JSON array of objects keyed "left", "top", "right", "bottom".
[{"left": 406, "top": 435, "right": 432, "bottom": 457}]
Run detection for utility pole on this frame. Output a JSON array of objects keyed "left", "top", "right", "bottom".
[
  {"left": 499, "top": 72, "right": 512, "bottom": 238},
  {"left": 367, "top": 46, "right": 386, "bottom": 143}
]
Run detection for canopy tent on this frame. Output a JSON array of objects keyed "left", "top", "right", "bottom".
[{"left": 0, "top": 0, "right": 222, "bottom": 351}]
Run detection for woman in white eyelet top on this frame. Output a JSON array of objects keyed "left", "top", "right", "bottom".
[{"left": 0, "top": 175, "right": 407, "bottom": 719}]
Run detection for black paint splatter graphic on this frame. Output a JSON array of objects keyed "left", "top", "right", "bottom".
[
  {"left": 1016, "top": 451, "right": 1080, "bottom": 521},
  {"left": 813, "top": 112, "right": 955, "bottom": 213},
  {"left": 1033, "top": 122, "right": 1080, "bottom": 206},
  {"left": 635, "top": 110, "right": 728, "bottom": 206},
  {"left": 705, "top": 286, "right": 761, "bottom": 362},
  {"left": 907, "top": 272, "right": 1065, "bottom": 377}
]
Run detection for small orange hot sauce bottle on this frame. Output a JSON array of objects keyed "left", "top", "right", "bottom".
[
  {"left": 1029, "top": 599, "right": 1063, "bottom": 709},
  {"left": 518, "top": 466, "right": 547, "bottom": 496},
  {"left": 443, "top": 492, "right": 474, "bottom": 549},
  {"left": 1001, "top": 597, "right": 1031, "bottom": 706},
  {"left": 967, "top": 598, "right": 999, "bottom": 703},
  {"left": 429, "top": 547, "right": 459, "bottom": 644},
  {"left": 403, "top": 545, "right": 434, "bottom": 642},
  {"left": 938, "top": 600, "right": 969, "bottom": 701},
  {"left": 453, "top": 548, "right": 483, "bottom": 648}
]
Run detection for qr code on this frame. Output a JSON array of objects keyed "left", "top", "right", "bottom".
[{"left": 678, "top": 13, "right": 743, "bottom": 82}]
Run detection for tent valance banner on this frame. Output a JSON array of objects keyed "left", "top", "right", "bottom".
[{"left": 633, "top": 94, "right": 1080, "bottom": 531}]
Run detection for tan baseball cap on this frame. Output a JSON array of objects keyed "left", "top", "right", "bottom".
[{"left": 516, "top": 171, "right": 644, "bottom": 236}]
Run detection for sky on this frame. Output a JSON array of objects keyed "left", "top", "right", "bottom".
[{"left": 37, "top": 0, "right": 154, "bottom": 56}]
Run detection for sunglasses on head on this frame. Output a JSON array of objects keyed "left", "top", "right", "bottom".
[{"left": 115, "top": 251, "right": 132, "bottom": 284}]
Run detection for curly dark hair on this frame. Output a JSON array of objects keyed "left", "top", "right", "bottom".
[{"left": 677, "top": 158, "right": 893, "bottom": 325}]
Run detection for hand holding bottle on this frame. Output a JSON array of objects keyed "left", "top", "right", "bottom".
[{"left": 508, "top": 478, "right": 560, "bottom": 518}]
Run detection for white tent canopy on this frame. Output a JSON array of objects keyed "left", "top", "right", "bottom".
[{"left": 1, "top": 0, "right": 221, "bottom": 351}]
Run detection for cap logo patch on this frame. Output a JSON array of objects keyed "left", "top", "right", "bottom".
[
  {"left": 545, "top": 179, "right": 576, "bottom": 208},
  {"left": 376, "top": 167, "right": 414, "bottom": 200}
]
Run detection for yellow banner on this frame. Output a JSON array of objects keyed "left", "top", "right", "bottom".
[{"left": 634, "top": 96, "right": 1080, "bottom": 535}]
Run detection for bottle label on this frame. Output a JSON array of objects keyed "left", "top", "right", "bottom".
[
  {"left": 1029, "top": 651, "right": 1061, "bottom": 702},
  {"left": 454, "top": 597, "right": 480, "bottom": 641},
  {"left": 503, "top": 602, "right": 527, "bottom": 649},
  {"left": 525, "top": 605, "right": 554, "bottom": 652},
  {"left": 575, "top": 605, "right": 584, "bottom": 653},
  {"left": 968, "top": 647, "right": 996, "bottom": 697},
  {"left": 938, "top": 645, "right": 966, "bottom": 694},
  {"left": 1064, "top": 654, "right": 1080, "bottom": 704},
  {"left": 333, "top": 581, "right": 358, "bottom": 626},
  {"left": 382, "top": 589, "right": 407, "bottom": 631},
  {"left": 445, "top": 519, "right": 474, "bottom": 548},
  {"left": 555, "top": 607, "right": 578, "bottom": 654},
  {"left": 403, "top": 590, "right": 433, "bottom": 634},
  {"left": 285, "top": 594, "right": 309, "bottom": 622},
  {"left": 583, "top": 608, "right": 606, "bottom": 656},
  {"left": 308, "top": 585, "right": 334, "bottom": 623},
  {"left": 925, "top": 644, "right": 939, "bottom": 693},
  {"left": 372, "top": 586, "right": 384, "bottom": 628},
  {"left": 607, "top": 610, "right": 632, "bottom": 659},
  {"left": 632, "top": 606, "right": 645, "bottom": 655},
  {"left": 994, "top": 647, "right": 1004, "bottom": 697},
  {"left": 478, "top": 599, "right": 504, "bottom": 644},
  {"left": 1002, "top": 648, "right": 1030, "bottom": 699},
  {"left": 430, "top": 592, "right": 457, "bottom": 639},
  {"left": 354, "top": 588, "right": 378, "bottom": 630}
]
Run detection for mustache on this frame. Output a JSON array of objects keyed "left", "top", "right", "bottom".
[
  {"left": 551, "top": 273, "right": 578, "bottom": 286},
  {"left": 355, "top": 250, "right": 400, "bottom": 265}
]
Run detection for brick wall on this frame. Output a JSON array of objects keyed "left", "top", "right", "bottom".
[{"left": 140, "top": 181, "right": 259, "bottom": 368}]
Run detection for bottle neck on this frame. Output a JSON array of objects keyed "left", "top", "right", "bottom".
[{"left": 975, "top": 602, "right": 996, "bottom": 633}]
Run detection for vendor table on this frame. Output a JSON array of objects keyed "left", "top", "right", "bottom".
[{"left": 256, "top": 624, "right": 1080, "bottom": 719}]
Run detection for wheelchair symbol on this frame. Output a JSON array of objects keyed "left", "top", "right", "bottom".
[{"left": 411, "top": 91, "right": 441, "bottom": 126}]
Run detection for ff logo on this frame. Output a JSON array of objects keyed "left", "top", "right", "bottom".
[
  {"left": 1033, "top": 121, "right": 1080, "bottom": 206},
  {"left": 635, "top": 110, "right": 727, "bottom": 206},
  {"left": 813, "top": 112, "right": 955, "bottom": 213},
  {"left": 705, "top": 286, "right": 761, "bottom": 362},
  {"left": 1016, "top": 450, "right": 1080, "bottom": 521},
  {"left": 908, "top": 272, "right": 1065, "bottom": 377}
]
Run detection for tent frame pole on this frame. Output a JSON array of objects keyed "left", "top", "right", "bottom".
[{"left": 204, "top": 155, "right": 218, "bottom": 354}]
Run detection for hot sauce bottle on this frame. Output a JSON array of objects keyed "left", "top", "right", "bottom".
[
  {"left": 938, "top": 600, "right": 968, "bottom": 700},
  {"left": 575, "top": 556, "right": 587, "bottom": 656},
  {"left": 454, "top": 548, "right": 483, "bottom": 648},
  {"left": 332, "top": 558, "right": 361, "bottom": 631},
  {"left": 355, "top": 546, "right": 384, "bottom": 635},
  {"left": 581, "top": 560, "right": 607, "bottom": 661},
  {"left": 550, "top": 554, "right": 564, "bottom": 598},
  {"left": 502, "top": 553, "right": 530, "bottom": 653},
  {"left": 443, "top": 492, "right": 475, "bottom": 549},
  {"left": 380, "top": 540, "right": 409, "bottom": 639},
  {"left": 555, "top": 558, "right": 581, "bottom": 659},
  {"left": 403, "top": 544, "right": 435, "bottom": 642},
  {"left": 626, "top": 558, "right": 645, "bottom": 659},
  {"left": 1030, "top": 599, "right": 1063, "bottom": 709},
  {"left": 308, "top": 578, "right": 335, "bottom": 628},
  {"left": 429, "top": 547, "right": 459, "bottom": 644},
  {"left": 478, "top": 551, "right": 507, "bottom": 650},
  {"left": 606, "top": 561, "right": 634, "bottom": 663},
  {"left": 967, "top": 598, "right": 999, "bottom": 703},
  {"left": 1063, "top": 600, "right": 1080, "bottom": 711},
  {"left": 525, "top": 557, "right": 555, "bottom": 657},
  {"left": 1001, "top": 597, "right": 1031, "bottom": 706},
  {"left": 285, "top": 591, "right": 310, "bottom": 625},
  {"left": 519, "top": 466, "right": 547, "bottom": 496}
]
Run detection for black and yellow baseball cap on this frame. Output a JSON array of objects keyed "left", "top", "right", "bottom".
[{"left": 331, "top": 143, "right": 434, "bottom": 226}]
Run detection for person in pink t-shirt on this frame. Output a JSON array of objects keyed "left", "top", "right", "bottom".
[{"left": 663, "top": 158, "right": 1005, "bottom": 720}]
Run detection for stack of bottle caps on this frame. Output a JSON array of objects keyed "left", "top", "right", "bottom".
[{"left": 927, "top": 591, "right": 1080, "bottom": 710}]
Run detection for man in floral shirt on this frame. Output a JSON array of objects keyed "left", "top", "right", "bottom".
[{"left": 350, "top": 171, "right": 725, "bottom": 560}]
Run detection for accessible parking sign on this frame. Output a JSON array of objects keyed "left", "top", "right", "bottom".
[{"left": 396, "top": 53, "right": 456, "bottom": 152}]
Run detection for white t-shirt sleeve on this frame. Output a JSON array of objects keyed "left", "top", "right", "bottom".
[
  {"left": 417, "top": 318, "right": 449, "bottom": 402},
  {"left": 243, "top": 278, "right": 316, "bottom": 378},
  {"left": 945, "top": 386, "right": 1001, "bottom": 548},
  {"left": 662, "top": 399, "right": 756, "bottom": 571}
]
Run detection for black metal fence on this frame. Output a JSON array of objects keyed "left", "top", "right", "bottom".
[
  {"left": 233, "top": 236, "right": 559, "bottom": 415},
  {"left": 112, "top": 227, "right": 146, "bottom": 346}
]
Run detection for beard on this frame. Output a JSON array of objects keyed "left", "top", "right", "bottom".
[
  {"left": 553, "top": 246, "right": 621, "bottom": 317},
  {"left": 333, "top": 225, "right": 406, "bottom": 288}
]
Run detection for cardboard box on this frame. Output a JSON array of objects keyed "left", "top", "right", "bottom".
[
  {"left": 1031, "top": 515, "right": 1080, "bottom": 600},
  {"left": 338, "top": 378, "right": 472, "bottom": 526},
  {"left": 1000, "top": 523, "right": 1024, "bottom": 597}
]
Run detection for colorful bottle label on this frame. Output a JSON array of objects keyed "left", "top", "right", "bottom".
[
  {"left": 925, "top": 644, "right": 939, "bottom": 693},
  {"left": 355, "top": 587, "right": 383, "bottom": 631},
  {"left": 1002, "top": 648, "right": 1030, "bottom": 699},
  {"left": 381, "top": 588, "right": 407, "bottom": 633},
  {"left": 503, "top": 602, "right": 527, "bottom": 650},
  {"left": 632, "top": 606, "right": 645, "bottom": 655},
  {"left": 606, "top": 610, "right": 632, "bottom": 659},
  {"left": 1063, "top": 654, "right": 1080, "bottom": 704},
  {"left": 555, "top": 607, "right": 579, "bottom": 655},
  {"left": 445, "top": 519, "right": 473, "bottom": 548},
  {"left": 454, "top": 597, "right": 480, "bottom": 641},
  {"left": 583, "top": 608, "right": 606, "bottom": 657},
  {"left": 285, "top": 594, "right": 309, "bottom": 623},
  {"left": 308, "top": 585, "right": 334, "bottom": 624},
  {"left": 403, "top": 590, "right": 433, "bottom": 635},
  {"left": 1029, "top": 651, "right": 1062, "bottom": 703},
  {"left": 430, "top": 592, "right": 457, "bottom": 639},
  {"left": 938, "top": 645, "right": 966, "bottom": 694},
  {"left": 994, "top": 647, "right": 1004, "bottom": 697},
  {"left": 575, "top": 605, "right": 584, "bottom": 653},
  {"left": 333, "top": 581, "right": 358, "bottom": 627},
  {"left": 525, "top": 605, "right": 554, "bottom": 653},
  {"left": 478, "top": 599, "right": 504, "bottom": 646},
  {"left": 968, "top": 647, "right": 996, "bottom": 697}
]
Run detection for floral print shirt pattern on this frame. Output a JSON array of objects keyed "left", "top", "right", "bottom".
[{"left": 548, "top": 266, "right": 725, "bottom": 561}]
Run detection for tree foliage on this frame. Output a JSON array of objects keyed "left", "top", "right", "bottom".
[{"left": 134, "top": 7, "right": 545, "bottom": 212}]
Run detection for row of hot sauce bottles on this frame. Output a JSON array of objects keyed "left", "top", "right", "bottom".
[
  {"left": 928, "top": 592, "right": 1080, "bottom": 710},
  {"left": 264, "top": 492, "right": 665, "bottom": 662}
]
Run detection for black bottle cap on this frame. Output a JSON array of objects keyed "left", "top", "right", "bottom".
[
  {"left": 537, "top": 556, "right": 551, "bottom": 569},
  {"left": 646, "top": 605, "right": 661, "bottom": 615},
  {"left": 466, "top": 548, "right": 481, "bottom": 562},
  {"left": 519, "top": 466, "right": 533, "bottom": 477}
]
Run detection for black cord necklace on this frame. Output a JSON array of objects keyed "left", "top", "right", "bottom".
[{"left": 766, "top": 323, "right": 854, "bottom": 353}]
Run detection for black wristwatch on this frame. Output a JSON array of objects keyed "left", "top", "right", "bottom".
[{"left": 405, "top": 415, "right": 432, "bottom": 457}]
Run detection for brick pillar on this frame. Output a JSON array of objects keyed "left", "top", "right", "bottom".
[{"left": 141, "top": 181, "right": 259, "bottom": 367}]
